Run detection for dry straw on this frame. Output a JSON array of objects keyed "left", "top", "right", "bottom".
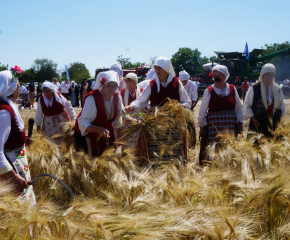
[{"left": 1, "top": 105, "right": 290, "bottom": 239}]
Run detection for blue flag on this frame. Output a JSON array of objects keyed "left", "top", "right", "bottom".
[
  {"left": 244, "top": 42, "right": 250, "bottom": 60},
  {"left": 65, "top": 65, "right": 70, "bottom": 83}
]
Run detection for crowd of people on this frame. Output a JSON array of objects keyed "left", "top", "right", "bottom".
[{"left": 0, "top": 57, "right": 286, "bottom": 205}]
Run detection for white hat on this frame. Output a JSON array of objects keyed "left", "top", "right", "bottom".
[
  {"left": 110, "top": 61, "right": 123, "bottom": 77},
  {"left": 146, "top": 69, "right": 156, "bottom": 80},
  {"left": 126, "top": 73, "right": 138, "bottom": 84},
  {"left": 154, "top": 57, "right": 175, "bottom": 76},
  {"left": 0, "top": 70, "right": 18, "bottom": 98},
  {"left": 212, "top": 65, "right": 230, "bottom": 81},
  {"left": 94, "top": 71, "right": 119, "bottom": 91},
  {"left": 259, "top": 63, "right": 276, "bottom": 81},
  {"left": 179, "top": 70, "right": 190, "bottom": 81}
]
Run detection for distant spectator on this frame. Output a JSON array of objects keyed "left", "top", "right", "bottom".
[
  {"left": 234, "top": 76, "right": 242, "bottom": 98},
  {"left": 69, "top": 81, "right": 79, "bottom": 107},
  {"left": 36, "top": 82, "right": 42, "bottom": 102},
  {"left": 27, "top": 81, "right": 35, "bottom": 109},
  {"left": 80, "top": 79, "right": 92, "bottom": 107},
  {"left": 61, "top": 78, "right": 70, "bottom": 100},
  {"left": 52, "top": 78, "right": 61, "bottom": 91},
  {"left": 20, "top": 83, "right": 28, "bottom": 99},
  {"left": 283, "top": 77, "right": 290, "bottom": 98},
  {"left": 91, "top": 79, "right": 96, "bottom": 89},
  {"left": 242, "top": 77, "right": 250, "bottom": 101}
]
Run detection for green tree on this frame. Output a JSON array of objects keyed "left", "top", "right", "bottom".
[
  {"left": 0, "top": 62, "right": 8, "bottom": 71},
  {"left": 117, "top": 55, "right": 146, "bottom": 69},
  {"left": 209, "top": 56, "right": 217, "bottom": 62},
  {"left": 32, "top": 58, "right": 59, "bottom": 82},
  {"left": 171, "top": 47, "right": 209, "bottom": 76},
  {"left": 260, "top": 41, "right": 290, "bottom": 80},
  {"left": 61, "top": 62, "right": 91, "bottom": 84},
  {"left": 117, "top": 55, "right": 133, "bottom": 69},
  {"left": 18, "top": 68, "right": 36, "bottom": 83}
]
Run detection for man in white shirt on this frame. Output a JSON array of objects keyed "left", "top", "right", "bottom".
[
  {"left": 52, "top": 78, "right": 61, "bottom": 92},
  {"left": 60, "top": 78, "right": 70, "bottom": 100},
  {"left": 91, "top": 79, "right": 96, "bottom": 89},
  {"left": 20, "top": 83, "right": 28, "bottom": 99}
]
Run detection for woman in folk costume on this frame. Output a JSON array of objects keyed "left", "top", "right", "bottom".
[
  {"left": 123, "top": 57, "right": 191, "bottom": 160},
  {"left": 0, "top": 70, "right": 36, "bottom": 205},
  {"left": 36, "top": 82, "right": 76, "bottom": 138},
  {"left": 198, "top": 65, "right": 243, "bottom": 166},
  {"left": 179, "top": 70, "right": 198, "bottom": 109},
  {"left": 80, "top": 79, "right": 92, "bottom": 107},
  {"left": 120, "top": 73, "right": 144, "bottom": 151},
  {"left": 179, "top": 70, "right": 198, "bottom": 148},
  {"left": 69, "top": 80, "right": 80, "bottom": 107},
  {"left": 123, "top": 57, "right": 191, "bottom": 112},
  {"left": 121, "top": 73, "right": 143, "bottom": 106},
  {"left": 74, "top": 71, "right": 124, "bottom": 158},
  {"left": 243, "top": 63, "right": 285, "bottom": 138}
]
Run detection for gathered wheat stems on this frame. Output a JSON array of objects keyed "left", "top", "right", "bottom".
[{"left": 1, "top": 104, "right": 290, "bottom": 239}]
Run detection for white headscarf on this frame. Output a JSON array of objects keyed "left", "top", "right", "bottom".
[
  {"left": 0, "top": 70, "right": 24, "bottom": 132},
  {"left": 93, "top": 71, "right": 120, "bottom": 91},
  {"left": 212, "top": 65, "right": 230, "bottom": 81},
  {"left": 258, "top": 63, "right": 282, "bottom": 110},
  {"left": 124, "top": 73, "right": 141, "bottom": 106},
  {"left": 110, "top": 61, "right": 123, "bottom": 77},
  {"left": 41, "top": 81, "right": 62, "bottom": 108},
  {"left": 154, "top": 57, "right": 176, "bottom": 93},
  {"left": 146, "top": 69, "right": 157, "bottom": 80},
  {"left": 179, "top": 70, "right": 190, "bottom": 81}
]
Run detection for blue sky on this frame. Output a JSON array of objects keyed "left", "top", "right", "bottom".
[{"left": 0, "top": 0, "right": 289, "bottom": 77}]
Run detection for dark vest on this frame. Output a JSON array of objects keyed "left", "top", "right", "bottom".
[
  {"left": 207, "top": 84, "right": 236, "bottom": 113},
  {"left": 0, "top": 100, "right": 26, "bottom": 150},
  {"left": 149, "top": 77, "right": 180, "bottom": 107},
  {"left": 40, "top": 93, "right": 66, "bottom": 116},
  {"left": 75, "top": 89, "right": 119, "bottom": 157}
]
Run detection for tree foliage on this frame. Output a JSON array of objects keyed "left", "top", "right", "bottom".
[
  {"left": 260, "top": 41, "right": 290, "bottom": 80},
  {"left": 32, "top": 58, "right": 59, "bottom": 82},
  {"left": 0, "top": 62, "right": 8, "bottom": 71},
  {"left": 18, "top": 68, "right": 36, "bottom": 83},
  {"left": 61, "top": 62, "right": 91, "bottom": 83},
  {"left": 171, "top": 47, "right": 209, "bottom": 76},
  {"left": 117, "top": 55, "right": 146, "bottom": 69}
]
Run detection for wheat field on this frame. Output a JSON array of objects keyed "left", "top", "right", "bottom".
[{"left": 1, "top": 102, "right": 290, "bottom": 239}]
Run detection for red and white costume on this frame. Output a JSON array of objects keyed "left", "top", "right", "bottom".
[
  {"left": 198, "top": 65, "right": 243, "bottom": 165},
  {"left": 75, "top": 71, "right": 123, "bottom": 158},
  {"left": 0, "top": 70, "right": 35, "bottom": 205},
  {"left": 35, "top": 82, "right": 75, "bottom": 138}
]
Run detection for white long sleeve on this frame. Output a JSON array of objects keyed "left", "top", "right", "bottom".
[
  {"left": 0, "top": 110, "right": 13, "bottom": 175},
  {"left": 60, "top": 95, "right": 76, "bottom": 121},
  {"left": 35, "top": 100, "right": 43, "bottom": 126},
  {"left": 243, "top": 87, "right": 254, "bottom": 120},
  {"left": 131, "top": 80, "right": 191, "bottom": 111},
  {"left": 77, "top": 95, "right": 124, "bottom": 136},
  {"left": 198, "top": 84, "right": 243, "bottom": 127},
  {"left": 35, "top": 95, "right": 76, "bottom": 126},
  {"left": 243, "top": 86, "right": 286, "bottom": 120}
]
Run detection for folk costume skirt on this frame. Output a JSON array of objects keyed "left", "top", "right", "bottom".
[
  {"left": 42, "top": 111, "right": 69, "bottom": 138},
  {"left": 4, "top": 146, "right": 36, "bottom": 207}
]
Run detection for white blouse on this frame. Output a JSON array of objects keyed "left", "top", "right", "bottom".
[
  {"left": 183, "top": 80, "right": 198, "bottom": 101},
  {"left": 0, "top": 110, "right": 14, "bottom": 175},
  {"left": 243, "top": 85, "right": 286, "bottom": 120},
  {"left": 35, "top": 94, "right": 76, "bottom": 126},
  {"left": 198, "top": 84, "right": 243, "bottom": 127},
  {"left": 130, "top": 79, "right": 191, "bottom": 111},
  {"left": 77, "top": 94, "right": 124, "bottom": 136}
]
